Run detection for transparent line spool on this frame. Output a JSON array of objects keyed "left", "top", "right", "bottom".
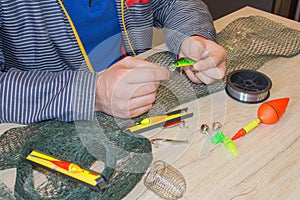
[
  {"left": 225, "top": 69, "right": 272, "bottom": 103},
  {"left": 144, "top": 160, "right": 186, "bottom": 200}
]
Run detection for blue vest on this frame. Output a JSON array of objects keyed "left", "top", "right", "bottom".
[{"left": 63, "top": 0, "right": 122, "bottom": 72}]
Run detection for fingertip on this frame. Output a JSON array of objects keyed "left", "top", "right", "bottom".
[
  {"left": 219, "top": 62, "right": 227, "bottom": 78},
  {"left": 184, "top": 69, "right": 202, "bottom": 84},
  {"left": 183, "top": 66, "right": 193, "bottom": 71},
  {"left": 164, "top": 67, "right": 170, "bottom": 79}
]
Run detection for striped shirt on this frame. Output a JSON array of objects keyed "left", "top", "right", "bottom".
[
  {"left": 63, "top": 0, "right": 123, "bottom": 71},
  {"left": 0, "top": 0, "right": 215, "bottom": 124}
]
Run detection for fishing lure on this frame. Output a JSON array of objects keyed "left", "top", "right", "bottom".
[
  {"left": 150, "top": 138, "right": 188, "bottom": 148},
  {"left": 199, "top": 122, "right": 237, "bottom": 159},
  {"left": 125, "top": 108, "right": 193, "bottom": 134},
  {"left": 23, "top": 150, "right": 109, "bottom": 191},
  {"left": 169, "top": 58, "right": 196, "bottom": 71},
  {"left": 210, "top": 130, "right": 238, "bottom": 156}
]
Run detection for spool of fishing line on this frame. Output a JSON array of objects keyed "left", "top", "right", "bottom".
[{"left": 225, "top": 69, "right": 272, "bottom": 103}]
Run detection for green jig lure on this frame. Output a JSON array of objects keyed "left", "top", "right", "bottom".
[{"left": 169, "top": 57, "right": 196, "bottom": 71}]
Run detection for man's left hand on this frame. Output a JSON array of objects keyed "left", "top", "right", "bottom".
[{"left": 179, "top": 36, "right": 227, "bottom": 84}]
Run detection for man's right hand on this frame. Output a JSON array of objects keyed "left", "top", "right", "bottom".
[{"left": 94, "top": 56, "right": 170, "bottom": 118}]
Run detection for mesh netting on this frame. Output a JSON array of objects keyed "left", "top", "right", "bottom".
[
  {"left": 146, "top": 16, "right": 300, "bottom": 113},
  {"left": 0, "top": 16, "right": 300, "bottom": 199},
  {"left": 0, "top": 116, "right": 152, "bottom": 200}
]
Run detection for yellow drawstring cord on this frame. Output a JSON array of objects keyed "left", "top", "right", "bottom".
[
  {"left": 57, "top": 0, "right": 94, "bottom": 73},
  {"left": 121, "top": 0, "right": 137, "bottom": 56}
]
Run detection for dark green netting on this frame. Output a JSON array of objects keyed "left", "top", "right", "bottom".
[
  {"left": 0, "top": 16, "right": 300, "bottom": 199},
  {"left": 145, "top": 16, "right": 300, "bottom": 113},
  {"left": 0, "top": 117, "right": 152, "bottom": 200}
]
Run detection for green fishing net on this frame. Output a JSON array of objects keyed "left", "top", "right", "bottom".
[
  {"left": 0, "top": 16, "right": 300, "bottom": 199},
  {"left": 0, "top": 116, "right": 152, "bottom": 200},
  {"left": 146, "top": 16, "right": 300, "bottom": 113}
]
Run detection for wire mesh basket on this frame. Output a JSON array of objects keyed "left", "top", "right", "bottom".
[{"left": 144, "top": 160, "right": 186, "bottom": 199}]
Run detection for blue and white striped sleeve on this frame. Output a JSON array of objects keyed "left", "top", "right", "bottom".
[
  {"left": 0, "top": 68, "right": 97, "bottom": 124},
  {"left": 152, "top": 0, "right": 216, "bottom": 55}
]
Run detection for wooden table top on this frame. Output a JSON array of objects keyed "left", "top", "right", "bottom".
[
  {"left": 1, "top": 6, "right": 300, "bottom": 200},
  {"left": 125, "top": 6, "right": 300, "bottom": 200}
]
